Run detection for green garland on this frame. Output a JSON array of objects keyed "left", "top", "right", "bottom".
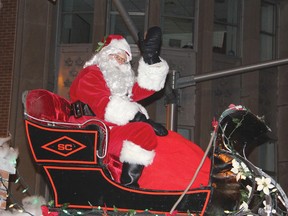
[{"left": 95, "top": 36, "right": 107, "bottom": 52}]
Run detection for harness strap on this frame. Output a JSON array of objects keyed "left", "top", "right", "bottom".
[{"left": 71, "top": 101, "right": 95, "bottom": 118}]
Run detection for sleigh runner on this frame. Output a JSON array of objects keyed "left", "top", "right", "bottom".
[{"left": 22, "top": 89, "right": 288, "bottom": 215}]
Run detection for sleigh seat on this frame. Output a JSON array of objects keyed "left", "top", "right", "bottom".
[{"left": 22, "top": 89, "right": 120, "bottom": 179}]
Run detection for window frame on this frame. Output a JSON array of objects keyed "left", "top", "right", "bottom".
[
  {"left": 160, "top": 0, "right": 198, "bottom": 50},
  {"left": 58, "top": 0, "right": 95, "bottom": 44},
  {"left": 260, "top": 0, "right": 278, "bottom": 61},
  {"left": 213, "top": 0, "right": 242, "bottom": 57},
  {"left": 106, "top": 0, "right": 150, "bottom": 44}
]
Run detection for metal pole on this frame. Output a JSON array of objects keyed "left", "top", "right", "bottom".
[
  {"left": 112, "top": 0, "right": 139, "bottom": 43},
  {"left": 170, "top": 57, "right": 288, "bottom": 132},
  {"left": 165, "top": 71, "right": 178, "bottom": 131},
  {"left": 176, "top": 58, "right": 288, "bottom": 89}
]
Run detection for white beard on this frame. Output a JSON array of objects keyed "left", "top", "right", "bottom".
[
  {"left": 84, "top": 46, "right": 135, "bottom": 98},
  {"left": 100, "top": 60, "right": 135, "bottom": 99}
]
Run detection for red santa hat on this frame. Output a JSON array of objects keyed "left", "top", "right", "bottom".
[{"left": 101, "top": 34, "right": 132, "bottom": 62}]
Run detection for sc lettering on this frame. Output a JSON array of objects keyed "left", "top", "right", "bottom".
[{"left": 58, "top": 144, "right": 73, "bottom": 151}]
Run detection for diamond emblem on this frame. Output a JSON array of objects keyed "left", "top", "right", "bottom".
[{"left": 41, "top": 136, "right": 86, "bottom": 157}]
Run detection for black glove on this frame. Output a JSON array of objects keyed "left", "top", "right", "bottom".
[
  {"left": 138, "top": 26, "right": 162, "bottom": 65},
  {"left": 130, "top": 112, "right": 168, "bottom": 136}
]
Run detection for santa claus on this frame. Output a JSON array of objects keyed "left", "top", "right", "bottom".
[
  {"left": 24, "top": 26, "right": 211, "bottom": 190},
  {"left": 69, "top": 27, "right": 169, "bottom": 188}
]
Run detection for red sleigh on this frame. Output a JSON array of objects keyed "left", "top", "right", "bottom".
[{"left": 22, "top": 89, "right": 287, "bottom": 215}]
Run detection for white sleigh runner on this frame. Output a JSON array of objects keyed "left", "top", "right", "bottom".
[{"left": 22, "top": 89, "right": 288, "bottom": 215}]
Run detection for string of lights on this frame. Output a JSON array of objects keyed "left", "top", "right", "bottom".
[{"left": 2, "top": 169, "right": 171, "bottom": 215}]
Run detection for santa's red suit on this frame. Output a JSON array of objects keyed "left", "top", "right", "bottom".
[{"left": 69, "top": 62, "right": 168, "bottom": 167}]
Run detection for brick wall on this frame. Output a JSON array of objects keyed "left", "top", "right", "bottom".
[{"left": 0, "top": 0, "right": 17, "bottom": 136}]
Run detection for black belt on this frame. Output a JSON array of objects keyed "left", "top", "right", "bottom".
[{"left": 71, "top": 101, "right": 95, "bottom": 118}]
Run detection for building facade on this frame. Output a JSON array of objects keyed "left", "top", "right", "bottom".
[{"left": 0, "top": 0, "right": 287, "bottom": 202}]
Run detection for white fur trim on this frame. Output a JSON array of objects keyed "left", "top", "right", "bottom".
[
  {"left": 137, "top": 57, "right": 169, "bottom": 91},
  {"left": 105, "top": 96, "right": 140, "bottom": 125},
  {"left": 120, "top": 140, "right": 155, "bottom": 166},
  {"left": 108, "top": 38, "right": 132, "bottom": 61},
  {"left": 136, "top": 103, "right": 149, "bottom": 119}
]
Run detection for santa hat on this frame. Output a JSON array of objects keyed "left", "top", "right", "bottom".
[{"left": 100, "top": 35, "right": 132, "bottom": 61}]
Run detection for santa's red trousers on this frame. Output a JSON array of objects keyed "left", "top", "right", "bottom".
[{"left": 108, "top": 122, "right": 157, "bottom": 155}]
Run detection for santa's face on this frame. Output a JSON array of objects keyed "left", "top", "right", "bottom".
[
  {"left": 109, "top": 52, "right": 127, "bottom": 65},
  {"left": 98, "top": 50, "right": 135, "bottom": 97}
]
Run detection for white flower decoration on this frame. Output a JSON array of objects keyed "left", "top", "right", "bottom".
[
  {"left": 239, "top": 201, "right": 253, "bottom": 215},
  {"left": 255, "top": 177, "right": 275, "bottom": 195},
  {"left": 240, "top": 161, "right": 250, "bottom": 173},
  {"left": 239, "top": 201, "right": 249, "bottom": 211},
  {"left": 231, "top": 159, "right": 251, "bottom": 181},
  {"left": 246, "top": 185, "right": 252, "bottom": 197}
]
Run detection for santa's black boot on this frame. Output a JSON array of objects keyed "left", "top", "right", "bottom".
[{"left": 120, "top": 162, "right": 144, "bottom": 188}]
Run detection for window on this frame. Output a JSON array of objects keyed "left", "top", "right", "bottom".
[
  {"left": 60, "top": 0, "right": 94, "bottom": 44},
  {"left": 213, "top": 0, "right": 241, "bottom": 56},
  {"left": 260, "top": 1, "right": 277, "bottom": 61},
  {"left": 160, "top": 0, "right": 196, "bottom": 49},
  {"left": 107, "top": 0, "right": 148, "bottom": 44}
]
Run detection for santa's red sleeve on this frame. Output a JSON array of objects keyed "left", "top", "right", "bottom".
[
  {"left": 106, "top": 58, "right": 169, "bottom": 123},
  {"left": 131, "top": 57, "right": 169, "bottom": 101},
  {"left": 70, "top": 58, "right": 169, "bottom": 125},
  {"left": 70, "top": 65, "right": 111, "bottom": 120},
  {"left": 69, "top": 66, "right": 145, "bottom": 125}
]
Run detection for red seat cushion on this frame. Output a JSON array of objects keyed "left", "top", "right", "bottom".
[{"left": 24, "top": 89, "right": 71, "bottom": 122}]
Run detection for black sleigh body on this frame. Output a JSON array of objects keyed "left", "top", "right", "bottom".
[
  {"left": 22, "top": 89, "right": 288, "bottom": 215},
  {"left": 22, "top": 89, "right": 211, "bottom": 215}
]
